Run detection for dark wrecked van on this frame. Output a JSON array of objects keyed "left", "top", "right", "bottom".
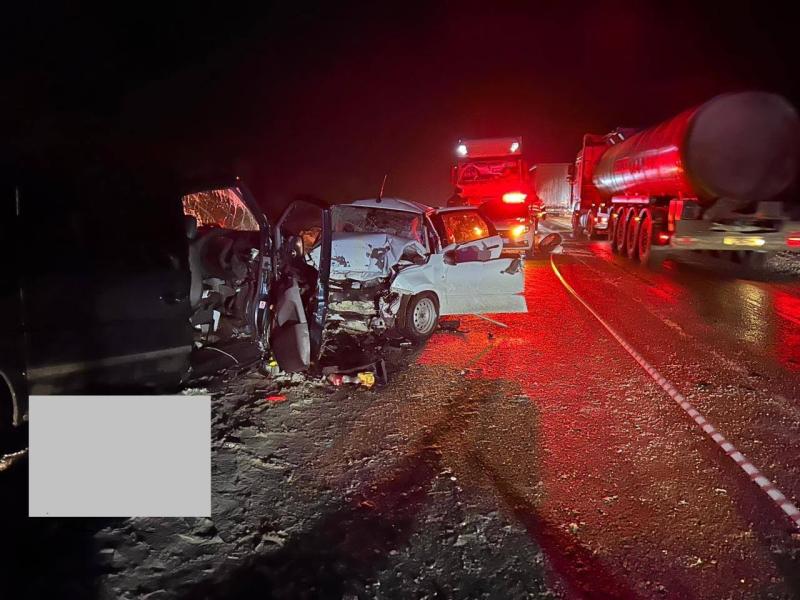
[{"left": 0, "top": 158, "right": 331, "bottom": 442}]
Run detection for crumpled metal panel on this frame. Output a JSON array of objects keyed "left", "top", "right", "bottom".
[{"left": 317, "top": 232, "right": 428, "bottom": 282}]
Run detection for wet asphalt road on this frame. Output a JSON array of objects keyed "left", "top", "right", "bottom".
[{"left": 415, "top": 221, "right": 800, "bottom": 599}]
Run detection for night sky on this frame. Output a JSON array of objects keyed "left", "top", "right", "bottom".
[{"left": 2, "top": 1, "right": 797, "bottom": 213}]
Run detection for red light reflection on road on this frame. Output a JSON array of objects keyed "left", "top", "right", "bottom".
[{"left": 774, "top": 290, "right": 800, "bottom": 371}]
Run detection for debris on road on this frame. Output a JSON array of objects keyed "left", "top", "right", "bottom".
[
  {"left": 439, "top": 319, "right": 462, "bottom": 332},
  {"left": 328, "top": 372, "right": 376, "bottom": 387}
]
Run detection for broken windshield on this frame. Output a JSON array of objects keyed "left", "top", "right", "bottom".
[
  {"left": 182, "top": 187, "right": 260, "bottom": 231},
  {"left": 332, "top": 206, "right": 424, "bottom": 244}
]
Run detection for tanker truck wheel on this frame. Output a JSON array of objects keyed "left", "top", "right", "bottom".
[
  {"left": 611, "top": 210, "right": 625, "bottom": 254},
  {"left": 624, "top": 209, "right": 639, "bottom": 259},
  {"left": 586, "top": 215, "right": 596, "bottom": 239},
  {"left": 571, "top": 213, "right": 582, "bottom": 240},
  {"left": 637, "top": 209, "right": 654, "bottom": 265}
]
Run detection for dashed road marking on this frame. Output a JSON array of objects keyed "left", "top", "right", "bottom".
[{"left": 550, "top": 256, "right": 800, "bottom": 531}]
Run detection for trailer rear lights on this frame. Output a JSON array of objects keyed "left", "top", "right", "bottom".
[
  {"left": 502, "top": 192, "right": 527, "bottom": 204},
  {"left": 511, "top": 224, "right": 528, "bottom": 238},
  {"left": 657, "top": 232, "right": 672, "bottom": 244},
  {"left": 456, "top": 144, "right": 468, "bottom": 157},
  {"left": 786, "top": 233, "right": 800, "bottom": 247}
]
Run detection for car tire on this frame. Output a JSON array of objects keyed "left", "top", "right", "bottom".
[{"left": 401, "top": 292, "right": 440, "bottom": 343}]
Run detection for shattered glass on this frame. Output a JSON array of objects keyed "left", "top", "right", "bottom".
[
  {"left": 332, "top": 206, "right": 424, "bottom": 244},
  {"left": 440, "top": 211, "right": 491, "bottom": 245},
  {"left": 182, "top": 188, "right": 260, "bottom": 232}
]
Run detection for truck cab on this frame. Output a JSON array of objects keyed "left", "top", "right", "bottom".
[
  {"left": 448, "top": 137, "right": 538, "bottom": 256},
  {"left": 571, "top": 130, "right": 636, "bottom": 239}
]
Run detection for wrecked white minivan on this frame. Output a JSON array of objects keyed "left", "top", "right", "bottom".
[{"left": 308, "top": 198, "right": 527, "bottom": 347}]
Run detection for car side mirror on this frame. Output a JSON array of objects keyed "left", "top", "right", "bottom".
[{"left": 443, "top": 249, "right": 457, "bottom": 265}]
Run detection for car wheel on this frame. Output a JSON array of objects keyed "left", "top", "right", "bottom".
[{"left": 402, "top": 292, "right": 440, "bottom": 343}]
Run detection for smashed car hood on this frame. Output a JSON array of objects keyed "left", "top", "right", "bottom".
[{"left": 313, "top": 232, "right": 427, "bottom": 281}]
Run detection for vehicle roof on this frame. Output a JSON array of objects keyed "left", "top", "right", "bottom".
[
  {"left": 344, "top": 197, "right": 433, "bottom": 214},
  {"left": 432, "top": 205, "right": 480, "bottom": 214}
]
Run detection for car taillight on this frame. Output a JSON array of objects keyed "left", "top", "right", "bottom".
[
  {"left": 657, "top": 232, "right": 672, "bottom": 244},
  {"left": 787, "top": 232, "right": 800, "bottom": 247},
  {"left": 502, "top": 192, "right": 527, "bottom": 204}
]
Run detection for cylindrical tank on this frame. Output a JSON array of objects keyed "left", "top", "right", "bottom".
[{"left": 592, "top": 92, "right": 799, "bottom": 206}]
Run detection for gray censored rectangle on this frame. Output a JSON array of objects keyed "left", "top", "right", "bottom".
[{"left": 29, "top": 395, "right": 210, "bottom": 517}]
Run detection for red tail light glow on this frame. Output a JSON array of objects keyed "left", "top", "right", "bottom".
[
  {"left": 657, "top": 232, "right": 672, "bottom": 244},
  {"left": 502, "top": 192, "right": 527, "bottom": 204},
  {"left": 787, "top": 233, "right": 800, "bottom": 248}
]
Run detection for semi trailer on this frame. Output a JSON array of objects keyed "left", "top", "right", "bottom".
[
  {"left": 570, "top": 92, "right": 800, "bottom": 267},
  {"left": 530, "top": 163, "right": 571, "bottom": 216}
]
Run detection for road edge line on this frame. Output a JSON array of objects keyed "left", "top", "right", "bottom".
[{"left": 550, "top": 255, "right": 800, "bottom": 531}]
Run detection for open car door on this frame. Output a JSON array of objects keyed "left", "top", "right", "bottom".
[
  {"left": 270, "top": 198, "right": 331, "bottom": 372},
  {"left": 435, "top": 208, "right": 527, "bottom": 315},
  {"left": 181, "top": 181, "right": 272, "bottom": 372}
]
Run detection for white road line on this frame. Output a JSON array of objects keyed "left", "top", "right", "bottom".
[
  {"left": 471, "top": 313, "right": 509, "bottom": 328},
  {"left": 550, "top": 256, "right": 800, "bottom": 531}
]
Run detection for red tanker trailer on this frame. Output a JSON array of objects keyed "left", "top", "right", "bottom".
[{"left": 570, "top": 91, "right": 800, "bottom": 267}]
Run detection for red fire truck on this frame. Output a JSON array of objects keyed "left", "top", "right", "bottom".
[
  {"left": 448, "top": 137, "right": 540, "bottom": 256},
  {"left": 570, "top": 92, "right": 800, "bottom": 267}
]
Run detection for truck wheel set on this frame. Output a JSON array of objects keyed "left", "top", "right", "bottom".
[{"left": 609, "top": 207, "right": 661, "bottom": 265}]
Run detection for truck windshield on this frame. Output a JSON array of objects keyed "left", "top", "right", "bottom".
[
  {"left": 457, "top": 159, "right": 521, "bottom": 184},
  {"left": 332, "top": 206, "right": 424, "bottom": 243}
]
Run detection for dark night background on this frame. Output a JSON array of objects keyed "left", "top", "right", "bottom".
[{"left": 1, "top": 1, "right": 797, "bottom": 213}]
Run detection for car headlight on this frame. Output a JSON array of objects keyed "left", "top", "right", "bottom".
[{"left": 511, "top": 224, "right": 528, "bottom": 238}]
